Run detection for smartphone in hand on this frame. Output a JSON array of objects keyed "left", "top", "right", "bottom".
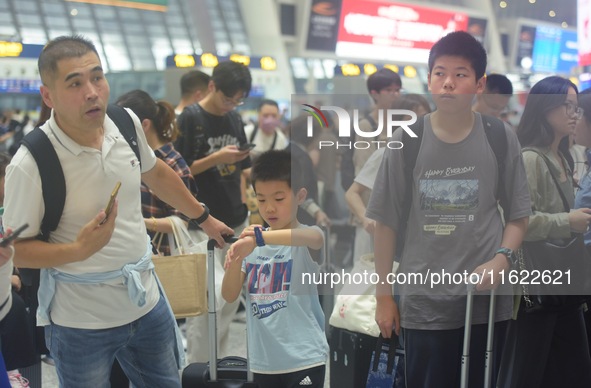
[
  {"left": 100, "top": 181, "right": 121, "bottom": 225},
  {"left": 238, "top": 143, "right": 256, "bottom": 151},
  {"left": 0, "top": 223, "right": 29, "bottom": 247}
]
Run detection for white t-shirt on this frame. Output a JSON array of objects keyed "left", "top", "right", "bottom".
[
  {"left": 244, "top": 123, "right": 289, "bottom": 157},
  {"left": 354, "top": 148, "right": 385, "bottom": 191},
  {"left": 4, "top": 108, "right": 159, "bottom": 329}
]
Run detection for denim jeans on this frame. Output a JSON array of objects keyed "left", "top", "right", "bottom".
[{"left": 45, "top": 295, "right": 181, "bottom": 388}]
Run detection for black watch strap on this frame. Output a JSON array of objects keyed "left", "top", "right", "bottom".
[
  {"left": 193, "top": 203, "right": 210, "bottom": 225},
  {"left": 496, "top": 247, "right": 516, "bottom": 266}
]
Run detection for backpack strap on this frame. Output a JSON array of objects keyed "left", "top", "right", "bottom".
[
  {"left": 400, "top": 116, "right": 425, "bottom": 233},
  {"left": 175, "top": 103, "right": 206, "bottom": 166},
  {"left": 21, "top": 128, "right": 64, "bottom": 241},
  {"left": 481, "top": 115, "right": 510, "bottom": 217},
  {"left": 107, "top": 105, "right": 141, "bottom": 165},
  {"left": 249, "top": 125, "right": 258, "bottom": 143}
]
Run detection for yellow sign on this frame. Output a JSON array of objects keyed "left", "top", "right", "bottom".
[
  {"left": 0, "top": 42, "right": 23, "bottom": 57},
  {"left": 260, "top": 56, "right": 277, "bottom": 71},
  {"left": 230, "top": 54, "right": 251, "bottom": 66},
  {"left": 404, "top": 65, "right": 417, "bottom": 78},
  {"left": 341, "top": 64, "right": 361, "bottom": 76},
  {"left": 364, "top": 64, "right": 377, "bottom": 75},
  {"left": 174, "top": 54, "right": 195, "bottom": 68},
  {"left": 201, "top": 53, "right": 219, "bottom": 68},
  {"left": 384, "top": 64, "right": 399, "bottom": 73}
]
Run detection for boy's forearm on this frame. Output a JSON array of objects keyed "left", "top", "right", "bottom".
[
  {"left": 261, "top": 228, "right": 323, "bottom": 250},
  {"left": 374, "top": 221, "right": 397, "bottom": 297},
  {"left": 501, "top": 216, "right": 529, "bottom": 250},
  {"left": 190, "top": 153, "right": 219, "bottom": 175},
  {"left": 221, "top": 262, "right": 244, "bottom": 303},
  {"left": 345, "top": 183, "right": 368, "bottom": 221}
]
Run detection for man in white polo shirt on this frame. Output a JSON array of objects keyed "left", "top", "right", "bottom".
[{"left": 3, "top": 35, "right": 233, "bottom": 387}]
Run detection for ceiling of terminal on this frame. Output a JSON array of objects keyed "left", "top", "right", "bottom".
[{"left": 413, "top": 0, "right": 578, "bottom": 27}]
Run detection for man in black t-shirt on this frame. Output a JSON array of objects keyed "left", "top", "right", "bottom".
[
  {"left": 176, "top": 60, "right": 252, "bottom": 363},
  {"left": 176, "top": 61, "right": 252, "bottom": 228}
]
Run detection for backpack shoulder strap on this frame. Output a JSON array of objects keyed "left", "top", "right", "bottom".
[
  {"left": 400, "top": 115, "right": 425, "bottom": 227},
  {"left": 481, "top": 115, "right": 510, "bottom": 216},
  {"left": 107, "top": 105, "right": 141, "bottom": 165},
  {"left": 21, "top": 128, "right": 64, "bottom": 241},
  {"left": 249, "top": 125, "right": 258, "bottom": 143},
  {"left": 394, "top": 116, "right": 425, "bottom": 258}
]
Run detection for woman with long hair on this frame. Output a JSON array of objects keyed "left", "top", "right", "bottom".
[
  {"left": 116, "top": 89, "right": 198, "bottom": 255},
  {"left": 497, "top": 76, "right": 591, "bottom": 387}
]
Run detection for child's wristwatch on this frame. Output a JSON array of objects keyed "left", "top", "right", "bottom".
[
  {"left": 254, "top": 227, "right": 266, "bottom": 247},
  {"left": 496, "top": 247, "right": 517, "bottom": 267}
]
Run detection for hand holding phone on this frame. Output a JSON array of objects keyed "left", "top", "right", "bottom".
[
  {"left": 0, "top": 223, "right": 29, "bottom": 247},
  {"left": 238, "top": 143, "right": 256, "bottom": 151},
  {"left": 100, "top": 182, "right": 121, "bottom": 225}
]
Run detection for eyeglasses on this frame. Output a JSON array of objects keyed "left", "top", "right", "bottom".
[
  {"left": 221, "top": 93, "right": 245, "bottom": 107},
  {"left": 562, "top": 102, "right": 584, "bottom": 120}
]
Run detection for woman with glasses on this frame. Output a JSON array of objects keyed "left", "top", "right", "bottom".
[{"left": 497, "top": 76, "right": 591, "bottom": 388}]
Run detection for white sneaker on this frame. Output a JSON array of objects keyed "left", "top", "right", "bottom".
[{"left": 7, "top": 370, "right": 29, "bottom": 388}]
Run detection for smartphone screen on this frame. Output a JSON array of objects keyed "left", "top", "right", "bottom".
[{"left": 238, "top": 143, "right": 256, "bottom": 151}]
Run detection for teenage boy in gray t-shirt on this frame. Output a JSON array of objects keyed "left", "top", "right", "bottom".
[{"left": 367, "top": 31, "right": 531, "bottom": 388}]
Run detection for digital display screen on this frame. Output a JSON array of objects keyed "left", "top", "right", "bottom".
[
  {"left": 532, "top": 26, "right": 578, "bottom": 74},
  {"left": 578, "top": 0, "right": 591, "bottom": 66},
  {"left": 334, "top": 0, "right": 468, "bottom": 62}
]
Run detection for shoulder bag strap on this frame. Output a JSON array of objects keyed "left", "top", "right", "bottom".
[{"left": 522, "top": 147, "right": 571, "bottom": 212}]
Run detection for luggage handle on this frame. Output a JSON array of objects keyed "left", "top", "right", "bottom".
[
  {"left": 460, "top": 276, "right": 497, "bottom": 388},
  {"left": 207, "top": 236, "right": 247, "bottom": 382}
]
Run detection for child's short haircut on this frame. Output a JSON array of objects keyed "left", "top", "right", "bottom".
[
  {"left": 251, "top": 150, "right": 303, "bottom": 193},
  {"left": 367, "top": 68, "right": 402, "bottom": 95},
  {"left": 428, "top": 31, "right": 487, "bottom": 80},
  {"left": 485, "top": 74, "right": 513, "bottom": 95}
]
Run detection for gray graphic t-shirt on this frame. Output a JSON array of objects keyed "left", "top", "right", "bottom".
[{"left": 367, "top": 113, "right": 531, "bottom": 330}]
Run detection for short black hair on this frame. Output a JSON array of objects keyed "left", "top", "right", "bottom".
[
  {"left": 180, "top": 70, "right": 210, "bottom": 98},
  {"left": 485, "top": 74, "right": 513, "bottom": 95},
  {"left": 38, "top": 35, "right": 100, "bottom": 85},
  {"left": 367, "top": 68, "right": 402, "bottom": 95},
  {"left": 428, "top": 31, "right": 487, "bottom": 80},
  {"left": 212, "top": 61, "right": 252, "bottom": 98},
  {"left": 258, "top": 99, "right": 279, "bottom": 112},
  {"left": 251, "top": 150, "right": 303, "bottom": 193}
]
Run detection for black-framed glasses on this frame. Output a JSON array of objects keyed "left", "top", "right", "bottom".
[
  {"left": 221, "top": 93, "right": 245, "bottom": 107},
  {"left": 562, "top": 102, "right": 584, "bottom": 120}
]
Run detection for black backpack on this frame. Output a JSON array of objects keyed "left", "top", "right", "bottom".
[{"left": 395, "top": 115, "right": 509, "bottom": 257}]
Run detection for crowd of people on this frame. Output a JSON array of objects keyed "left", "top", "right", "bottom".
[{"left": 0, "top": 30, "right": 590, "bottom": 388}]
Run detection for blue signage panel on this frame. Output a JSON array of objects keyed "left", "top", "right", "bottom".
[{"left": 532, "top": 26, "right": 578, "bottom": 74}]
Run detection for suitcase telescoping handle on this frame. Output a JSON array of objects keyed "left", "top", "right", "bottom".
[
  {"left": 460, "top": 278, "right": 497, "bottom": 388},
  {"left": 207, "top": 236, "right": 247, "bottom": 382}
]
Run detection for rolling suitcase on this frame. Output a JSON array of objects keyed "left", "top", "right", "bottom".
[
  {"left": 461, "top": 284, "right": 497, "bottom": 388},
  {"left": 182, "top": 236, "right": 257, "bottom": 388},
  {"left": 329, "top": 326, "right": 378, "bottom": 388}
]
